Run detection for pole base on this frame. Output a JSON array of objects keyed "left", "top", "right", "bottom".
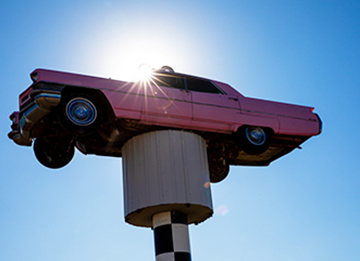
[{"left": 122, "top": 130, "right": 213, "bottom": 227}]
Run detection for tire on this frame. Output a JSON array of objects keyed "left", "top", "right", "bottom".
[
  {"left": 208, "top": 158, "right": 230, "bottom": 183},
  {"left": 236, "top": 126, "right": 271, "bottom": 155},
  {"left": 34, "top": 136, "right": 74, "bottom": 169},
  {"left": 59, "top": 93, "right": 100, "bottom": 135}
]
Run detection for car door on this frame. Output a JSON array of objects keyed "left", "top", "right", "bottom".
[
  {"left": 188, "top": 77, "right": 240, "bottom": 133},
  {"left": 102, "top": 81, "right": 144, "bottom": 120},
  {"left": 140, "top": 75, "right": 192, "bottom": 128}
]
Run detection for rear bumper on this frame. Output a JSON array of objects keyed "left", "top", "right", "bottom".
[
  {"left": 315, "top": 113, "right": 322, "bottom": 135},
  {"left": 8, "top": 92, "right": 61, "bottom": 146}
]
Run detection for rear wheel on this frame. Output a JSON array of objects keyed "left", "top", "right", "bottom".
[
  {"left": 34, "top": 136, "right": 74, "bottom": 169},
  {"left": 236, "top": 126, "right": 271, "bottom": 155}
]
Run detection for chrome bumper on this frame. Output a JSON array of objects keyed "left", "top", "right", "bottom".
[{"left": 8, "top": 92, "right": 61, "bottom": 146}]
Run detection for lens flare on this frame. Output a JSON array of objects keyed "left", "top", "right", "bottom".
[{"left": 215, "top": 205, "right": 229, "bottom": 216}]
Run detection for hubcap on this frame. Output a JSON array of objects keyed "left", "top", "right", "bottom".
[
  {"left": 246, "top": 127, "right": 266, "bottom": 146},
  {"left": 66, "top": 98, "right": 97, "bottom": 126}
]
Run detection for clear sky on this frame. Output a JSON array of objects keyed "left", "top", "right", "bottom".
[{"left": 1, "top": 1, "right": 359, "bottom": 260}]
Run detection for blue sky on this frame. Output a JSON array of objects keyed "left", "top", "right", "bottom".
[{"left": 1, "top": 1, "right": 359, "bottom": 260}]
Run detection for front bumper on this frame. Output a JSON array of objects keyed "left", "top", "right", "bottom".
[{"left": 8, "top": 92, "right": 61, "bottom": 146}]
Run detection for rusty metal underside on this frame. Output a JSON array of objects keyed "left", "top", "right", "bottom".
[{"left": 68, "top": 118, "right": 308, "bottom": 167}]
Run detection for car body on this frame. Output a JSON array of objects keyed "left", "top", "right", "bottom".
[{"left": 8, "top": 67, "right": 321, "bottom": 182}]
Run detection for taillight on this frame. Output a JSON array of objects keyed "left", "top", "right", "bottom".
[
  {"left": 19, "top": 87, "right": 33, "bottom": 110},
  {"left": 9, "top": 112, "right": 19, "bottom": 124}
]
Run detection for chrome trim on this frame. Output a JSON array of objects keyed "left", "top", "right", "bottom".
[
  {"left": 9, "top": 92, "right": 62, "bottom": 146},
  {"left": 34, "top": 93, "right": 61, "bottom": 110}
]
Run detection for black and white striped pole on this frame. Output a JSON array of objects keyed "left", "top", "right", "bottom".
[
  {"left": 153, "top": 211, "right": 191, "bottom": 261},
  {"left": 121, "top": 130, "right": 213, "bottom": 260}
]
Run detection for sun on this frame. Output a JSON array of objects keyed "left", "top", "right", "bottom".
[
  {"left": 135, "top": 64, "right": 154, "bottom": 81},
  {"left": 88, "top": 29, "right": 191, "bottom": 82}
]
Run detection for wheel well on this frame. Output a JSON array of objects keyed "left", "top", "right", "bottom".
[
  {"left": 60, "top": 86, "right": 115, "bottom": 123},
  {"left": 236, "top": 125, "right": 274, "bottom": 136}
]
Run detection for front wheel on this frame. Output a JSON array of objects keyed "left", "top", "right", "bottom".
[
  {"left": 208, "top": 158, "right": 230, "bottom": 183},
  {"left": 34, "top": 136, "right": 74, "bottom": 169},
  {"left": 236, "top": 126, "right": 271, "bottom": 155}
]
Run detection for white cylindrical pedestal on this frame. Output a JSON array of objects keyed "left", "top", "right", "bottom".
[
  {"left": 122, "top": 130, "right": 213, "bottom": 227},
  {"left": 153, "top": 211, "right": 191, "bottom": 261}
]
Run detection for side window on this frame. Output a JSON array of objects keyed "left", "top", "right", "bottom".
[
  {"left": 186, "top": 77, "right": 224, "bottom": 94},
  {"left": 151, "top": 75, "right": 185, "bottom": 90}
]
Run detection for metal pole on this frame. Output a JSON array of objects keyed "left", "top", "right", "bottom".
[
  {"left": 152, "top": 211, "right": 191, "bottom": 261},
  {"left": 122, "top": 130, "right": 213, "bottom": 260}
]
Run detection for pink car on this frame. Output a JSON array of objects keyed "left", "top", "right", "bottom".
[{"left": 8, "top": 66, "right": 321, "bottom": 182}]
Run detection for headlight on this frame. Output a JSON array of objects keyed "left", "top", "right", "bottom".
[{"left": 30, "top": 72, "right": 38, "bottom": 83}]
